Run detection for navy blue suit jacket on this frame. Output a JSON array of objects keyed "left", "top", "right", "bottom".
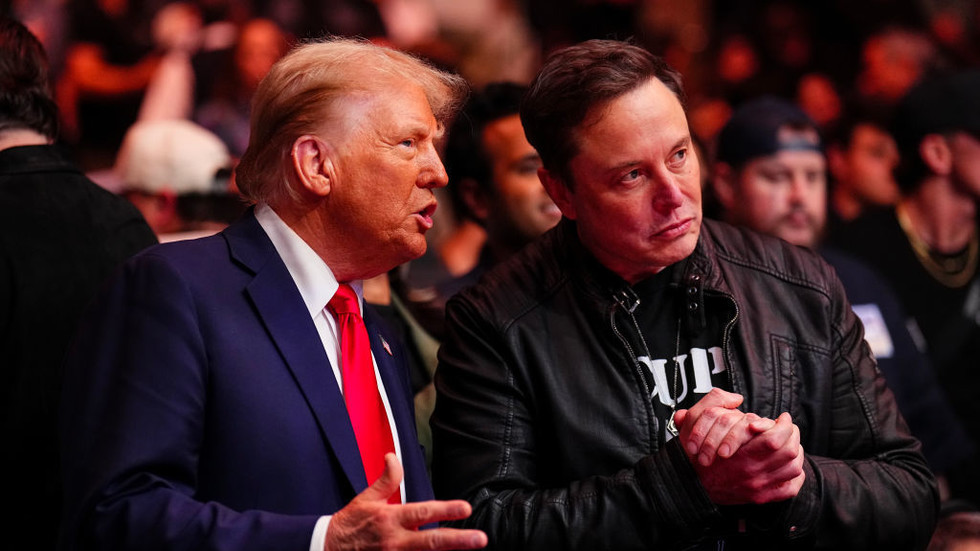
[{"left": 59, "top": 210, "right": 433, "bottom": 550}]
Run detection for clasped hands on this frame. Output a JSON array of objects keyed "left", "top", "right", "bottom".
[
  {"left": 672, "top": 388, "right": 806, "bottom": 505},
  {"left": 325, "top": 454, "right": 488, "bottom": 551}
]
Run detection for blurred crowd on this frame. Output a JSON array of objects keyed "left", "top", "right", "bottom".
[
  {"left": 6, "top": 0, "right": 979, "bottom": 169},
  {"left": 5, "top": 0, "right": 980, "bottom": 548},
  {"left": 5, "top": 0, "right": 980, "bottom": 246}
]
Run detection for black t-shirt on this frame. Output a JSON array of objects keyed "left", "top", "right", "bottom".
[{"left": 631, "top": 260, "right": 730, "bottom": 444}]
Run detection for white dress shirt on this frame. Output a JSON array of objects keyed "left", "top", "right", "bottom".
[{"left": 254, "top": 203, "right": 406, "bottom": 551}]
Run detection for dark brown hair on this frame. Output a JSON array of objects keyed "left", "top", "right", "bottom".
[
  {"left": 520, "top": 39, "right": 685, "bottom": 186},
  {"left": 0, "top": 16, "right": 58, "bottom": 139}
]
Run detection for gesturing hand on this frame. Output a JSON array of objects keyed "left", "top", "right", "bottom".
[{"left": 325, "top": 454, "right": 488, "bottom": 551}]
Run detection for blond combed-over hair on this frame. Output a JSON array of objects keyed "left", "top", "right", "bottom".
[{"left": 235, "top": 37, "right": 468, "bottom": 206}]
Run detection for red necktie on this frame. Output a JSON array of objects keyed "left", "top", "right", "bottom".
[{"left": 328, "top": 283, "right": 399, "bottom": 503}]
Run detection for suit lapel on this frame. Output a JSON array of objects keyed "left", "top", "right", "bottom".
[
  {"left": 226, "top": 213, "right": 368, "bottom": 493},
  {"left": 365, "top": 314, "right": 414, "bottom": 441},
  {"left": 364, "top": 311, "right": 428, "bottom": 499}
]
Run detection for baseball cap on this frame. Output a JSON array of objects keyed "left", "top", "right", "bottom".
[
  {"left": 115, "top": 119, "right": 232, "bottom": 195},
  {"left": 715, "top": 96, "right": 823, "bottom": 167},
  {"left": 891, "top": 69, "right": 980, "bottom": 154}
]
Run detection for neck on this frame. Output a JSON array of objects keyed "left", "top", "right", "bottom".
[
  {"left": 0, "top": 128, "right": 50, "bottom": 151},
  {"left": 900, "top": 176, "right": 977, "bottom": 253},
  {"left": 273, "top": 201, "right": 381, "bottom": 283}
]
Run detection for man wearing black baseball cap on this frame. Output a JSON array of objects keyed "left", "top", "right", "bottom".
[
  {"left": 710, "top": 95, "right": 976, "bottom": 503},
  {"left": 829, "top": 69, "right": 980, "bottom": 506}
]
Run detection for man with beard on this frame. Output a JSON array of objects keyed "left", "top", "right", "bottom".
[{"left": 709, "top": 95, "right": 973, "bottom": 500}]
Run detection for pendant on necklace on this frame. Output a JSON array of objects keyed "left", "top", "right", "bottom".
[{"left": 667, "top": 411, "right": 679, "bottom": 437}]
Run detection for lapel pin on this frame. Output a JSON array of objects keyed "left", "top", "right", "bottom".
[{"left": 381, "top": 336, "right": 393, "bottom": 356}]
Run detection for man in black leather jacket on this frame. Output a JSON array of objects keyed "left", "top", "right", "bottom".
[{"left": 430, "top": 39, "right": 939, "bottom": 550}]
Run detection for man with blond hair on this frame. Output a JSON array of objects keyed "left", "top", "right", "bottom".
[{"left": 60, "top": 38, "right": 487, "bottom": 551}]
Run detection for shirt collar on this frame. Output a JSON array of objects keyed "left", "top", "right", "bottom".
[{"left": 254, "top": 202, "right": 363, "bottom": 317}]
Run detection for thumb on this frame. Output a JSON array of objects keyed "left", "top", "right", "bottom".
[
  {"left": 360, "top": 453, "right": 402, "bottom": 502},
  {"left": 672, "top": 409, "right": 689, "bottom": 428}
]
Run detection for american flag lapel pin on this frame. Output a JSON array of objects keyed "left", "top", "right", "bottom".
[{"left": 381, "top": 336, "right": 393, "bottom": 356}]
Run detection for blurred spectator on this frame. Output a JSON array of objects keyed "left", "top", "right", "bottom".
[
  {"left": 796, "top": 72, "right": 842, "bottom": 133},
  {"left": 195, "top": 17, "right": 289, "bottom": 158},
  {"left": 527, "top": 0, "right": 639, "bottom": 53},
  {"left": 855, "top": 25, "right": 944, "bottom": 107},
  {"left": 928, "top": 502, "right": 980, "bottom": 551},
  {"left": 137, "top": 1, "right": 204, "bottom": 122},
  {"left": 115, "top": 119, "right": 244, "bottom": 241},
  {"left": 825, "top": 103, "right": 900, "bottom": 225},
  {"left": 256, "top": 0, "right": 386, "bottom": 42},
  {"left": 427, "top": 0, "right": 540, "bottom": 88},
  {"left": 828, "top": 69, "right": 980, "bottom": 504},
  {"left": 9, "top": 0, "right": 70, "bottom": 79},
  {"left": 921, "top": 0, "right": 980, "bottom": 68},
  {"left": 416, "top": 82, "right": 560, "bottom": 340},
  {"left": 709, "top": 96, "right": 975, "bottom": 487},
  {"left": 0, "top": 16, "right": 157, "bottom": 550},
  {"left": 55, "top": 0, "right": 162, "bottom": 170}
]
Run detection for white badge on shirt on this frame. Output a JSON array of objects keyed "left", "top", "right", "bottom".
[{"left": 852, "top": 303, "right": 894, "bottom": 359}]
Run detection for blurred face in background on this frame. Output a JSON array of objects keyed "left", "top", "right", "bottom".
[
  {"left": 480, "top": 114, "right": 561, "bottom": 248},
  {"left": 828, "top": 122, "right": 899, "bottom": 207},
  {"left": 716, "top": 127, "right": 827, "bottom": 248},
  {"left": 236, "top": 19, "right": 287, "bottom": 91},
  {"left": 949, "top": 131, "right": 980, "bottom": 199}
]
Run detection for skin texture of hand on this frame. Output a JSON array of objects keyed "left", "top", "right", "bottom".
[
  {"left": 325, "top": 454, "right": 488, "bottom": 551},
  {"left": 673, "top": 389, "right": 806, "bottom": 505}
]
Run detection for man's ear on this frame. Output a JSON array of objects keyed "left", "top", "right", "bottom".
[
  {"left": 291, "top": 135, "right": 334, "bottom": 197},
  {"left": 710, "top": 162, "right": 738, "bottom": 212},
  {"left": 459, "top": 178, "right": 490, "bottom": 223},
  {"left": 538, "top": 167, "right": 576, "bottom": 220},
  {"left": 919, "top": 134, "right": 953, "bottom": 176}
]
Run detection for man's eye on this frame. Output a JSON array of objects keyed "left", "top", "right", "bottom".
[
  {"left": 623, "top": 169, "right": 641, "bottom": 181},
  {"left": 400, "top": 139, "right": 415, "bottom": 148}
]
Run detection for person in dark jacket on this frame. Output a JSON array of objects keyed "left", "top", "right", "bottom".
[
  {"left": 708, "top": 95, "right": 975, "bottom": 497},
  {"left": 0, "top": 16, "right": 158, "bottom": 551},
  {"left": 431, "top": 39, "right": 938, "bottom": 550}
]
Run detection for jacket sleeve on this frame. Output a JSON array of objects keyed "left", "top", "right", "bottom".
[
  {"left": 774, "top": 264, "right": 939, "bottom": 550},
  {"left": 431, "top": 293, "right": 729, "bottom": 551},
  {"left": 59, "top": 253, "right": 320, "bottom": 551}
]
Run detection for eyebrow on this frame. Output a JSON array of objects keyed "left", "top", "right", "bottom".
[{"left": 604, "top": 136, "right": 691, "bottom": 173}]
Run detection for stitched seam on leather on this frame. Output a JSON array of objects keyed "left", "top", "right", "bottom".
[
  {"left": 713, "top": 250, "right": 833, "bottom": 299},
  {"left": 497, "top": 271, "right": 571, "bottom": 334},
  {"left": 497, "top": 367, "right": 518, "bottom": 479},
  {"left": 831, "top": 317, "right": 880, "bottom": 448}
]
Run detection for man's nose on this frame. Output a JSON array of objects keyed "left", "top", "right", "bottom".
[
  {"left": 420, "top": 146, "right": 448, "bottom": 189},
  {"left": 654, "top": 176, "right": 685, "bottom": 212}
]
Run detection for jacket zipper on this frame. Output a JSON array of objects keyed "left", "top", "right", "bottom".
[
  {"left": 610, "top": 287, "right": 660, "bottom": 448},
  {"left": 711, "top": 290, "right": 741, "bottom": 401}
]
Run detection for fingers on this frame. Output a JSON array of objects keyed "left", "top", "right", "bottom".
[
  {"left": 359, "top": 453, "right": 403, "bottom": 503},
  {"left": 687, "top": 388, "right": 744, "bottom": 416},
  {"left": 672, "top": 409, "right": 689, "bottom": 428},
  {"left": 739, "top": 412, "right": 798, "bottom": 461},
  {"left": 401, "top": 527, "right": 488, "bottom": 550},
  {"left": 716, "top": 414, "right": 774, "bottom": 459},
  {"left": 397, "top": 499, "right": 474, "bottom": 529},
  {"left": 677, "top": 389, "right": 746, "bottom": 461}
]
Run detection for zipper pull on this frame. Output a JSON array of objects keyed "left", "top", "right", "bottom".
[{"left": 615, "top": 288, "right": 640, "bottom": 313}]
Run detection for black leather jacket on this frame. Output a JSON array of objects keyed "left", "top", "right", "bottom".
[{"left": 431, "top": 218, "right": 938, "bottom": 550}]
